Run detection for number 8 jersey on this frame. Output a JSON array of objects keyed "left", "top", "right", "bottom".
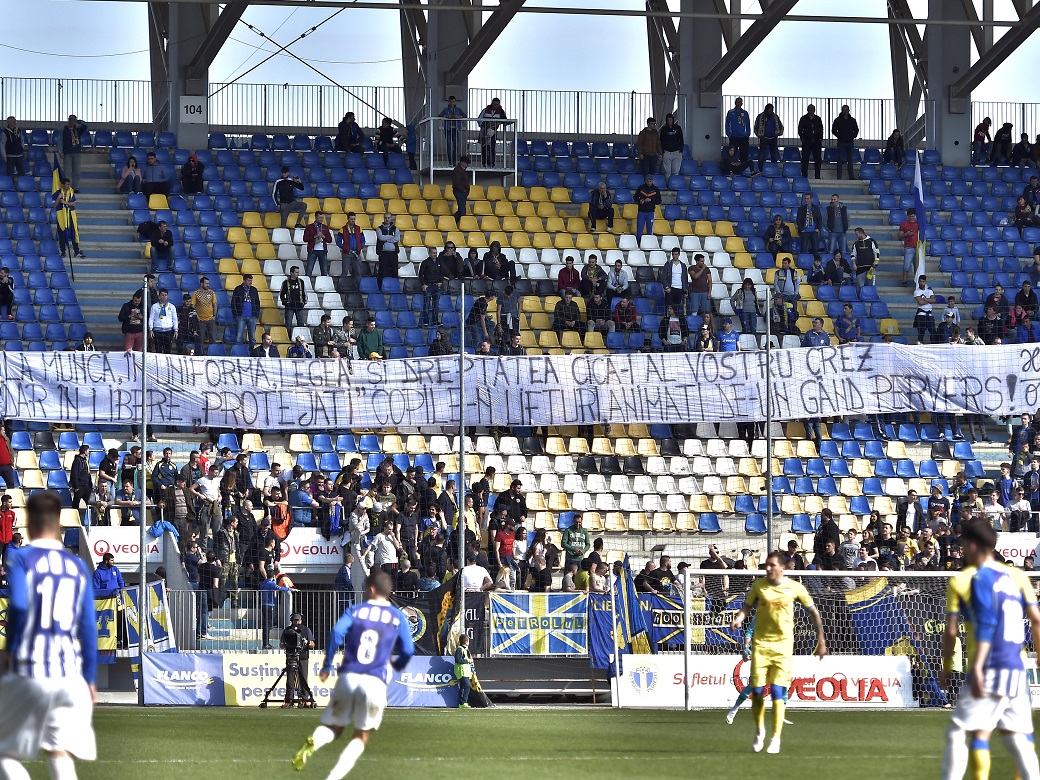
[
  {"left": 322, "top": 601, "right": 415, "bottom": 683},
  {"left": 967, "top": 560, "right": 1037, "bottom": 697}
]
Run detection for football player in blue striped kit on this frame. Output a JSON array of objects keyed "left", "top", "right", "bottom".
[
  {"left": 293, "top": 570, "right": 414, "bottom": 779},
  {"left": 0, "top": 490, "right": 97, "bottom": 780}
]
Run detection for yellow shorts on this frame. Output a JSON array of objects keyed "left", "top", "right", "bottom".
[{"left": 749, "top": 647, "right": 793, "bottom": 689}]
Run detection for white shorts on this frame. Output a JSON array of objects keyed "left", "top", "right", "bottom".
[
  {"left": 320, "top": 673, "right": 387, "bottom": 733},
  {"left": 0, "top": 673, "right": 96, "bottom": 761},
  {"left": 951, "top": 680, "right": 1034, "bottom": 735}
]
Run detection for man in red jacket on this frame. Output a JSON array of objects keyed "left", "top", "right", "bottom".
[
  {"left": 303, "top": 211, "right": 333, "bottom": 277},
  {"left": 0, "top": 493, "right": 14, "bottom": 557}
]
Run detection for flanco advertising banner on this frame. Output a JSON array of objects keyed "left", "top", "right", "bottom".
[
  {"left": 83, "top": 527, "right": 163, "bottom": 571},
  {"left": 996, "top": 532, "right": 1040, "bottom": 567},
  {"left": 143, "top": 652, "right": 458, "bottom": 707},
  {"left": 613, "top": 654, "right": 918, "bottom": 709}
]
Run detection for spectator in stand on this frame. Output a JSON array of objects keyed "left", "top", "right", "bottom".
[
  {"left": 607, "top": 258, "right": 630, "bottom": 298},
  {"left": 498, "top": 284, "right": 519, "bottom": 340},
  {"left": 935, "top": 312, "right": 958, "bottom": 344},
  {"left": 801, "top": 317, "right": 830, "bottom": 347},
  {"left": 116, "top": 155, "right": 142, "bottom": 194},
  {"left": 730, "top": 278, "right": 760, "bottom": 335},
  {"left": 178, "top": 293, "right": 201, "bottom": 353},
  {"left": 613, "top": 296, "right": 638, "bottom": 333},
  {"left": 984, "top": 489, "right": 1008, "bottom": 531},
  {"left": 499, "top": 331, "right": 523, "bottom": 356},
  {"left": 687, "top": 253, "right": 711, "bottom": 316},
  {"left": 337, "top": 211, "right": 367, "bottom": 283},
  {"left": 557, "top": 256, "right": 579, "bottom": 294},
  {"left": 827, "top": 102, "right": 861, "bottom": 176},
  {"left": 303, "top": 211, "right": 333, "bottom": 277},
  {"left": 589, "top": 182, "right": 615, "bottom": 232},
  {"left": 850, "top": 227, "right": 879, "bottom": 290},
  {"left": 659, "top": 247, "right": 688, "bottom": 315},
  {"left": 984, "top": 284, "right": 1011, "bottom": 323},
  {"left": 972, "top": 117, "right": 992, "bottom": 164},
  {"left": 287, "top": 336, "right": 309, "bottom": 359},
  {"left": 773, "top": 255, "right": 800, "bottom": 316},
  {"left": 553, "top": 289, "right": 581, "bottom": 338},
  {"left": 1024, "top": 176, "right": 1040, "bottom": 215},
  {"left": 481, "top": 241, "right": 517, "bottom": 287},
  {"left": 52, "top": 177, "right": 84, "bottom": 258},
  {"left": 717, "top": 318, "right": 739, "bottom": 352},
  {"left": 92, "top": 552, "right": 124, "bottom": 598},
  {"left": 943, "top": 295, "right": 960, "bottom": 325},
  {"left": 528, "top": 556, "right": 551, "bottom": 593},
  {"left": 660, "top": 114, "right": 684, "bottom": 179},
  {"left": 356, "top": 316, "right": 385, "bottom": 360},
  {"left": 148, "top": 288, "right": 178, "bottom": 354},
  {"left": 439, "top": 96, "right": 466, "bottom": 165},
  {"left": 912, "top": 274, "right": 936, "bottom": 344},
  {"left": 659, "top": 305, "right": 688, "bottom": 352},
  {"left": 826, "top": 194, "right": 850, "bottom": 256},
  {"left": 75, "top": 331, "right": 96, "bottom": 352},
  {"left": 725, "top": 97, "right": 752, "bottom": 168},
  {"left": 312, "top": 314, "right": 335, "bottom": 358},
  {"left": 232, "top": 274, "right": 261, "bottom": 346},
  {"left": 692, "top": 323, "right": 716, "bottom": 352},
  {"left": 439, "top": 242, "right": 464, "bottom": 281},
  {"left": 252, "top": 331, "right": 280, "bottom": 358},
  {"left": 764, "top": 214, "right": 791, "bottom": 257},
  {"left": 769, "top": 294, "right": 795, "bottom": 335},
  {"left": 279, "top": 265, "right": 308, "bottom": 330},
  {"left": 797, "top": 104, "right": 824, "bottom": 179},
  {"left": 796, "top": 193, "right": 822, "bottom": 255},
  {"left": 1015, "top": 196, "right": 1039, "bottom": 230},
  {"left": 334, "top": 315, "right": 358, "bottom": 359},
  {"left": 579, "top": 255, "right": 607, "bottom": 299},
  {"left": 991, "top": 121, "right": 1014, "bottom": 164},
  {"left": 897, "top": 208, "right": 920, "bottom": 287},
  {"left": 69, "top": 444, "right": 92, "bottom": 520},
  {"left": 150, "top": 219, "right": 174, "bottom": 269},
  {"left": 1017, "top": 279, "right": 1038, "bottom": 317},
  {"left": 807, "top": 254, "right": 826, "bottom": 285},
  {"left": 376, "top": 117, "right": 403, "bottom": 166},
  {"left": 813, "top": 508, "right": 841, "bottom": 559},
  {"left": 335, "top": 111, "right": 363, "bottom": 153},
  {"left": 1008, "top": 487, "right": 1032, "bottom": 532},
  {"left": 451, "top": 155, "right": 470, "bottom": 221},
  {"left": 586, "top": 292, "right": 613, "bottom": 334},
  {"left": 827, "top": 250, "right": 850, "bottom": 287},
  {"left": 753, "top": 103, "right": 783, "bottom": 169},
  {"left": 636, "top": 117, "right": 661, "bottom": 175},
  {"left": 963, "top": 325, "right": 984, "bottom": 347},
  {"left": 418, "top": 247, "right": 445, "bottom": 328},
  {"left": 272, "top": 167, "right": 306, "bottom": 229},
  {"left": 720, "top": 145, "right": 753, "bottom": 176},
  {"left": 118, "top": 290, "right": 145, "bottom": 351},
  {"left": 1012, "top": 133, "right": 1034, "bottom": 169},
  {"left": 883, "top": 128, "right": 906, "bottom": 169},
  {"left": 0, "top": 267, "right": 13, "bottom": 321},
  {"left": 1, "top": 116, "right": 25, "bottom": 177},
  {"left": 477, "top": 97, "right": 507, "bottom": 166},
  {"left": 1018, "top": 314, "right": 1040, "bottom": 344},
  {"left": 192, "top": 275, "right": 218, "bottom": 349},
  {"left": 140, "top": 150, "right": 170, "bottom": 198},
  {"left": 180, "top": 153, "right": 204, "bottom": 196},
  {"left": 466, "top": 291, "right": 495, "bottom": 346},
  {"left": 835, "top": 303, "right": 861, "bottom": 344},
  {"left": 634, "top": 174, "right": 661, "bottom": 243},
  {"left": 55, "top": 114, "right": 87, "bottom": 190},
  {"left": 374, "top": 213, "right": 402, "bottom": 285}
]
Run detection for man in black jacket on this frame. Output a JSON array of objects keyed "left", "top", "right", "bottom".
[
  {"left": 659, "top": 113, "right": 685, "bottom": 180},
  {"left": 232, "top": 275, "right": 261, "bottom": 345},
  {"left": 797, "top": 104, "right": 824, "bottom": 179},
  {"left": 272, "top": 166, "right": 306, "bottom": 228},
  {"left": 418, "top": 247, "right": 445, "bottom": 327},
  {"left": 70, "top": 444, "right": 92, "bottom": 521},
  {"left": 586, "top": 292, "right": 613, "bottom": 334},
  {"left": 496, "top": 479, "right": 528, "bottom": 527},
  {"left": 634, "top": 174, "right": 661, "bottom": 243},
  {"left": 252, "top": 331, "right": 280, "bottom": 358},
  {"left": 831, "top": 105, "right": 860, "bottom": 179},
  {"left": 552, "top": 290, "right": 581, "bottom": 338},
  {"left": 279, "top": 265, "right": 308, "bottom": 330},
  {"left": 812, "top": 508, "right": 840, "bottom": 559},
  {"left": 589, "top": 182, "right": 614, "bottom": 231},
  {"left": 215, "top": 516, "right": 240, "bottom": 608},
  {"left": 149, "top": 219, "right": 174, "bottom": 271},
  {"left": 796, "top": 194, "right": 823, "bottom": 255}
]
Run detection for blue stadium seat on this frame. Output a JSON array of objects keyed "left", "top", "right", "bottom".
[
  {"left": 699, "top": 513, "right": 721, "bottom": 533},
  {"left": 319, "top": 453, "right": 342, "bottom": 472},
  {"left": 336, "top": 435, "right": 358, "bottom": 452},
  {"left": 849, "top": 496, "right": 872, "bottom": 515},
  {"left": 312, "top": 434, "right": 334, "bottom": 453},
  {"left": 828, "top": 459, "right": 851, "bottom": 478},
  {"left": 296, "top": 453, "right": 319, "bottom": 472},
  {"left": 249, "top": 453, "right": 271, "bottom": 471},
  {"left": 745, "top": 514, "right": 767, "bottom": 534},
  {"left": 791, "top": 514, "right": 815, "bottom": 533}
]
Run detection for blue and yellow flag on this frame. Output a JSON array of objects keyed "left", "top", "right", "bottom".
[
  {"left": 51, "top": 153, "right": 79, "bottom": 248},
  {"left": 616, "top": 555, "right": 652, "bottom": 654},
  {"left": 489, "top": 593, "right": 588, "bottom": 655}
]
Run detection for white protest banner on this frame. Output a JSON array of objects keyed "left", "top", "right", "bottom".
[
  {"left": 613, "top": 654, "right": 916, "bottom": 709},
  {"left": 2, "top": 343, "right": 1036, "bottom": 428}
]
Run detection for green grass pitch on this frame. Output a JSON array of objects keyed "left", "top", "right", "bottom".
[{"left": 18, "top": 706, "right": 1033, "bottom": 779}]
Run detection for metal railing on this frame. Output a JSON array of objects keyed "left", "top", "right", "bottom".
[
  {"left": 418, "top": 116, "right": 518, "bottom": 183},
  {"left": 0, "top": 77, "right": 160, "bottom": 126},
  {"left": 971, "top": 102, "right": 1040, "bottom": 143}
]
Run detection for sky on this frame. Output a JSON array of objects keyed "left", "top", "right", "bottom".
[{"left": 1, "top": 0, "right": 1038, "bottom": 105}]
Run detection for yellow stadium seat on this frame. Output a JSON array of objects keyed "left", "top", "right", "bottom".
[
  {"left": 408, "top": 199, "right": 430, "bottom": 215},
  {"left": 508, "top": 186, "right": 527, "bottom": 201},
  {"left": 232, "top": 244, "right": 254, "bottom": 260},
  {"left": 725, "top": 237, "right": 745, "bottom": 253},
  {"left": 523, "top": 216, "right": 545, "bottom": 233},
  {"left": 416, "top": 215, "right": 437, "bottom": 231},
  {"left": 255, "top": 244, "right": 276, "bottom": 260},
  {"left": 15, "top": 451, "right": 38, "bottom": 470},
  {"left": 538, "top": 331, "right": 561, "bottom": 348},
  {"left": 423, "top": 231, "right": 444, "bottom": 248},
  {"left": 734, "top": 252, "right": 753, "bottom": 268},
  {"left": 446, "top": 231, "right": 467, "bottom": 246},
  {"left": 510, "top": 232, "right": 532, "bottom": 248},
  {"left": 637, "top": 439, "right": 660, "bottom": 457},
  {"left": 529, "top": 187, "right": 549, "bottom": 202},
  {"left": 711, "top": 495, "right": 734, "bottom": 514},
  {"left": 693, "top": 220, "right": 714, "bottom": 236},
  {"left": 217, "top": 257, "right": 239, "bottom": 274},
  {"left": 715, "top": 221, "right": 735, "bottom": 237},
  {"left": 584, "top": 331, "right": 604, "bottom": 349},
  {"left": 379, "top": 184, "right": 399, "bottom": 200},
  {"left": 240, "top": 258, "right": 262, "bottom": 275},
  {"left": 621, "top": 204, "right": 638, "bottom": 220},
  {"left": 521, "top": 297, "right": 544, "bottom": 314},
  {"left": 628, "top": 512, "right": 651, "bottom": 532},
  {"left": 672, "top": 219, "right": 693, "bottom": 236},
  {"left": 484, "top": 185, "right": 505, "bottom": 202},
  {"left": 550, "top": 187, "right": 570, "bottom": 203},
  {"left": 269, "top": 326, "right": 289, "bottom": 343},
  {"left": 529, "top": 312, "right": 551, "bottom": 330},
  {"left": 596, "top": 233, "right": 618, "bottom": 250},
  {"left": 226, "top": 227, "right": 248, "bottom": 243},
  {"left": 148, "top": 194, "right": 169, "bottom": 211},
  {"left": 566, "top": 217, "right": 586, "bottom": 233},
  {"left": 738, "top": 457, "right": 761, "bottom": 477},
  {"left": 591, "top": 437, "right": 614, "bottom": 456},
  {"left": 429, "top": 199, "right": 450, "bottom": 217},
  {"left": 488, "top": 231, "right": 509, "bottom": 246},
  {"left": 265, "top": 212, "right": 287, "bottom": 229},
  {"left": 320, "top": 197, "right": 343, "bottom": 214},
  {"left": 457, "top": 216, "right": 478, "bottom": 231},
  {"left": 804, "top": 301, "right": 826, "bottom": 318},
  {"left": 536, "top": 202, "right": 557, "bottom": 218},
  {"left": 653, "top": 219, "right": 669, "bottom": 235},
  {"left": 796, "top": 440, "right": 818, "bottom": 459},
  {"left": 605, "top": 512, "right": 628, "bottom": 532},
  {"left": 400, "top": 184, "right": 421, "bottom": 200},
  {"left": 554, "top": 234, "right": 575, "bottom": 249},
  {"left": 519, "top": 331, "right": 537, "bottom": 348},
  {"left": 532, "top": 234, "right": 553, "bottom": 249},
  {"left": 472, "top": 200, "right": 494, "bottom": 216},
  {"left": 499, "top": 216, "right": 521, "bottom": 232},
  {"left": 515, "top": 201, "right": 537, "bottom": 217},
  {"left": 365, "top": 200, "right": 384, "bottom": 216},
  {"left": 240, "top": 213, "right": 262, "bottom": 229},
  {"left": 247, "top": 227, "right": 270, "bottom": 244},
  {"left": 880, "top": 318, "right": 900, "bottom": 335},
  {"left": 614, "top": 438, "right": 637, "bottom": 457},
  {"left": 422, "top": 184, "right": 442, "bottom": 200},
  {"left": 387, "top": 199, "right": 408, "bottom": 215},
  {"left": 480, "top": 216, "right": 502, "bottom": 232},
  {"left": 689, "top": 494, "right": 711, "bottom": 513},
  {"left": 382, "top": 434, "right": 405, "bottom": 454},
  {"left": 494, "top": 200, "right": 515, "bottom": 217},
  {"left": 561, "top": 331, "right": 583, "bottom": 349},
  {"left": 401, "top": 230, "right": 422, "bottom": 246},
  {"left": 773, "top": 440, "right": 795, "bottom": 459},
  {"left": 344, "top": 198, "right": 364, "bottom": 213}
]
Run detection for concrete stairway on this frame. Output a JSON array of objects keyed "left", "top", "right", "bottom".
[{"left": 68, "top": 151, "right": 145, "bottom": 350}]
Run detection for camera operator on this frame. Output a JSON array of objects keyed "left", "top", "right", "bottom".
[{"left": 279, "top": 612, "right": 315, "bottom": 708}]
